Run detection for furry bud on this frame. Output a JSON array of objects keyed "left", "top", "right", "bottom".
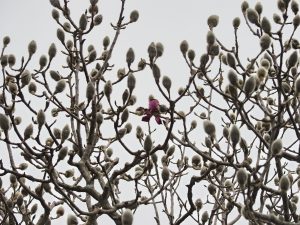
[
  {"left": 21, "top": 70, "right": 32, "bottom": 86},
  {"left": 201, "top": 211, "right": 209, "bottom": 223},
  {"left": 207, "top": 15, "right": 219, "bottom": 28},
  {"left": 206, "top": 31, "right": 215, "bottom": 45},
  {"left": 127, "top": 73, "right": 136, "bottom": 92},
  {"left": 130, "top": 10, "right": 139, "bottom": 22},
  {"left": 230, "top": 124, "right": 240, "bottom": 148},
  {"left": 232, "top": 17, "right": 240, "bottom": 28},
  {"left": 0, "top": 113, "right": 9, "bottom": 132},
  {"left": 24, "top": 124, "right": 33, "bottom": 140},
  {"left": 280, "top": 175, "right": 290, "bottom": 192},
  {"left": 103, "top": 36, "right": 110, "bottom": 49},
  {"left": 96, "top": 112, "right": 103, "bottom": 124},
  {"left": 292, "top": 0, "right": 299, "bottom": 14},
  {"left": 67, "top": 214, "right": 78, "bottom": 225},
  {"left": 3, "top": 36, "right": 10, "bottom": 46},
  {"left": 55, "top": 79, "right": 66, "bottom": 94},
  {"left": 144, "top": 135, "right": 152, "bottom": 154},
  {"left": 166, "top": 145, "right": 175, "bottom": 157},
  {"left": 271, "top": 139, "right": 283, "bottom": 155},
  {"left": 79, "top": 14, "right": 88, "bottom": 30},
  {"left": 152, "top": 64, "right": 161, "bottom": 81},
  {"left": 148, "top": 42, "right": 157, "bottom": 60},
  {"left": 37, "top": 109, "right": 46, "bottom": 127},
  {"left": 28, "top": 40, "right": 37, "bottom": 56},
  {"left": 228, "top": 69, "right": 238, "bottom": 86},
  {"left": 241, "top": 1, "right": 249, "bottom": 13},
  {"left": 86, "top": 82, "right": 95, "bottom": 101},
  {"left": 50, "top": 0, "right": 61, "bottom": 8},
  {"left": 180, "top": 40, "right": 189, "bottom": 55},
  {"left": 104, "top": 80, "right": 112, "bottom": 98},
  {"left": 88, "top": 50, "right": 97, "bottom": 63},
  {"left": 288, "top": 50, "right": 298, "bottom": 68},
  {"left": 261, "top": 17, "right": 271, "bottom": 34},
  {"left": 295, "top": 77, "right": 300, "bottom": 96},
  {"left": 48, "top": 43, "right": 57, "bottom": 59},
  {"left": 1, "top": 55, "right": 8, "bottom": 67},
  {"left": 227, "top": 53, "right": 236, "bottom": 69},
  {"left": 161, "top": 166, "right": 170, "bottom": 182},
  {"left": 293, "top": 14, "right": 300, "bottom": 27},
  {"left": 39, "top": 55, "right": 48, "bottom": 69},
  {"left": 246, "top": 8, "right": 259, "bottom": 24},
  {"left": 188, "top": 49, "right": 195, "bottom": 61},
  {"left": 237, "top": 168, "right": 248, "bottom": 188},
  {"left": 273, "top": 13, "right": 281, "bottom": 24},
  {"left": 94, "top": 14, "right": 103, "bottom": 25},
  {"left": 121, "top": 108, "right": 129, "bottom": 123},
  {"left": 56, "top": 206, "right": 65, "bottom": 217},
  {"left": 192, "top": 155, "right": 201, "bottom": 166},
  {"left": 208, "top": 184, "right": 216, "bottom": 195},
  {"left": 121, "top": 209, "right": 133, "bottom": 225},
  {"left": 162, "top": 75, "right": 172, "bottom": 91},
  {"left": 57, "top": 28, "right": 65, "bottom": 43},
  {"left": 260, "top": 59, "right": 270, "bottom": 70},
  {"left": 260, "top": 34, "right": 271, "bottom": 50},
  {"left": 138, "top": 59, "right": 146, "bottom": 70},
  {"left": 61, "top": 124, "right": 70, "bottom": 142},
  {"left": 195, "top": 199, "right": 203, "bottom": 211},
  {"left": 257, "top": 67, "right": 267, "bottom": 81},
  {"left": 155, "top": 42, "right": 164, "bottom": 57},
  {"left": 52, "top": 9, "right": 59, "bottom": 20},
  {"left": 8, "top": 54, "right": 16, "bottom": 67},
  {"left": 203, "top": 120, "right": 216, "bottom": 136},
  {"left": 58, "top": 146, "right": 68, "bottom": 161},
  {"left": 49, "top": 70, "right": 61, "bottom": 81},
  {"left": 244, "top": 75, "right": 257, "bottom": 96},
  {"left": 255, "top": 2, "right": 263, "bottom": 14},
  {"left": 126, "top": 48, "right": 135, "bottom": 66}
]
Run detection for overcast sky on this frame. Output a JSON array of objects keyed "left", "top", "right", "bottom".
[{"left": 0, "top": 0, "right": 280, "bottom": 224}]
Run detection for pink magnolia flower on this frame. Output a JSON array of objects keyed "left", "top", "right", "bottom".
[{"left": 142, "top": 99, "right": 162, "bottom": 124}]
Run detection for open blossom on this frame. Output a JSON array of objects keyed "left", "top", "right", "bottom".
[{"left": 141, "top": 99, "right": 162, "bottom": 124}]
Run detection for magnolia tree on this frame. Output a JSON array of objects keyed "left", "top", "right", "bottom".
[{"left": 1, "top": 0, "right": 300, "bottom": 224}]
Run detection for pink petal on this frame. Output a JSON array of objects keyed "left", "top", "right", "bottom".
[{"left": 155, "top": 116, "right": 162, "bottom": 124}]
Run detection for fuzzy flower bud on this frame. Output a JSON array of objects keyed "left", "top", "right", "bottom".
[
  {"left": 294, "top": 77, "right": 300, "bottom": 96},
  {"left": 39, "top": 55, "right": 48, "bottom": 69},
  {"left": 166, "top": 145, "right": 175, "bottom": 157},
  {"left": 56, "top": 206, "right": 65, "bottom": 217},
  {"left": 293, "top": 14, "right": 300, "bottom": 28},
  {"left": 246, "top": 8, "right": 259, "bottom": 24},
  {"left": 21, "top": 70, "right": 32, "bottom": 86},
  {"left": 292, "top": 0, "right": 299, "bottom": 14},
  {"left": 28, "top": 40, "right": 37, "bottom": 56},
  {"left": 49, "top": 70, "right": 61, "bottom": 81},
  {"left": 79, "top": 14, "right": 88, "bottom": 30},
  {"left": 24, "top": 123, "right": 33, "bottom": 140},
  {"left": 162, "top": 75, "right": 172, "bottom": 91},
  {"left": 104, "top": 80, "right": 112, "bottom": 98},
  {"left": 52, "top": 9, "right": 59, "bottom": 20},
  {"left": 121, "top": 209, "right": 133, "bottom": 225},
  {"left": 241, "top": 1, "right": 249, "bottom": 13},
  {"left": 208, "top": 183, "right": 216, "bottom": 195},
  {"left": 232, "top": 17, "right": 241, "bottom": 28},
  {"left": 86, "top": 82, "right": 95, "bottom": 101},
  {"left": 1, "top": 55, "right": 8, "bottom": 67},
  {"left": 244, "top": 75, "right": 257, "bottom": 96},
  {"left": 188, "top": 49, "right": 195, "bottom": 61},
  {"left": 58, "top": 146, "right": 68, "bottom": 161},
  {"left": 288, "top": 50, "right": 298, "bottom": 68},
  {"left": 207, "top": 15, "right": 219, "bottom": 28},
  {"left": 94, "top": 14, "right": 103, "bottom": 25},
  {"left": 48, "top": 43, "right": 57, "bottom": 59},
  {"left": 103, "top": 36, "right": 110, "bottom": 49},
  {"left": 126, "top": 48, "right": 135, "bottom": 66},
  {"left": 55, "top": 79, "right": 66, "bottom": 94},
  {"left": 8, "top": 54, "right": 16, "bottom": 67},
  {"left": 206, "top": 31, "right": 215, "bottom": 45},
  {"left": 67, "top": 214, "right": 78, "bottom": 225},
  {"left": 127, "top": 73, "right": 136, "bottom": 92},
  {"left": 0, "top": 113, "right": 9, "bottom": 132},
  {"left": 260, "top": 34, "right": 271, "bottom": 50},
  {"left": 121, "top": 108, "right": 129, "bottom": 123},
  {"left": 130, "top": 10, "right": 139, "bottom": 22},
  {"left": 230, "top": 124, "right": 240, "bottom": 148},
  {"left": 161, "top": 166, "right": 170, "bottom": 182},
  {"left": 227, "top": 53, "right": 236, "bottom": 69},
  {"left": 236, "top": 168, "right": 248, "bottom": 188},
  {"left": 37, "top": 109, "right": 46, "bottom": 127},
  {"left": 228, "top": 69, "right": 238, "bottom": 86},
  {"left": 96, "top": 112, "right": 103, "bottom": 124},
  {"left": 271, "top": 138, "right": 283, "bottom": 155},
  {"left": 255, "top": 2, "right": 263, "bottom": 14},
  {"left": 50, "top": 0, "right": 61, "bottom": 8},
  {"left": 3, "top": 36, "right": 10, "bottom": 46},
  {"left": 57, "top": 28, "right": 65, "bottom": 43},
  {"left": 61, "top": 124, "right": 70, "bottom": 142},
  {"left": 180, "top": 40, "right": 189, "bottom": 55},
  {"left": 88, "top": 50, "right": 97, "bottom": 63},
  {"left": 273, "top": 13, "right": 281, "bottom": 24},
  {"left": 280, "top": 175, "right": 290, "bottom": 192},
  {"left": 152, "top": 64, "right": 161, "bottom": 81},
  {"left": 203, "top": 120, "right": 216, "bottom": 136},
  {"left": 155, "top": 42, "right": 164, "bottom": 57},
  {"left": 261, "top": 17, "right": 271, "bottom": 34},
  {"left": 144, "top": 135, "right": 152, "bottom": 154},
  {"left": 148, "top": 42, "right": 157, "bottom": 60},
  {"left": 201, "top": 211, "right": 209, "bottom": 223}
]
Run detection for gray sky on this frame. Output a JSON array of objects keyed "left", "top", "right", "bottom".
[{"left": 0, "top": 0, "right": 281, "bottom": 224}]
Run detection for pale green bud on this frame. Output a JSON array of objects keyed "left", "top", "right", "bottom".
[
  {"left": 121, "top": 209, "right": 133, "bottom": 225},
  {"left": 127, "top": 73, "right": 136, "bottom": 92},
  {"left": 21, "top": 70, "right": 32, "bottom": 86},
  {"left": 261, "top": 17, "right": 271, "bottom": 34},
  {"left": 180, "top": 40, "right": 189, "bottom": 54},
  {"left": 48, "top": 43, "right": 57, "bottom": 59},
  {"left": 0, "top": 113, "right": 9, "bottom": 132},
  {"left": 280, "top": 175, "right": 290, "bottom": 192},
  {"left": 162, "top": 75, "right": 172, "bottom": 91},
  {"left": 207, "top": 15, "right": 219, "bottom": 28},
  {"left": 246, "top": 8, "right": 259, "bottom": 24},
  {"left": 271, "top": 139, "right": 283, "bottom": 155},
  {"left": 130, "top": 10, "right": 139, "bottom": 22},
  {"left": 79, "top": 14, "right": 88, "bottom": 30},
  {"left": 28, "top": 40, "right": 37, "bottom": 56}
]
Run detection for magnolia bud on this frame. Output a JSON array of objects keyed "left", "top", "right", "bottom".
[
  {"left": 227, "top": 53, "right": 236, "bottom": 69},
  {"left": 127, "top": 73, "right": 136, "bottom": 92},
  {"left": 79, "top": 14, "right": 87, "bottom": 30},
  {"left": 67, "top": 214, "right": 78, "bottom": 225},
  {"left": 280, "top": 175, "right": 290, "bottom": 192},
  {"left": 58, "top": 146, "right": 68, "bottom": 161},
  {"left": 257, "top": 67, "right": 267, "bottom": 81},
  {"left": 230, "top": 124, "right": 240, "bottom": 148},
  {"left": 187, "top": 49, "right": 195, "bottom": 61},
  {"left": 260, "top": 34, "right": 271, "bottom": 50},
  {"left": 228, "top": 69, "right": 238, "bottom": 86},
  {"left": 39, "top": 55, "right": 47, "bottom": 69},
  {"left": 1, "top": 55, "right": 8, "bottom": 67},
  {"left": 260, "top": 59, "right": 270, "bottom": 70},
  {"left": 246, "top": 8, "right": 259, "bottom": 24},
  {"left": 191, "top": 155, "right": 201, "bottom": 166},
  {"left": 153, "top": 42, "right": 164, "bottom": 58},
  {"left": 261, "top": 17, "right": 271, "bottom": 34},
  {"left": 103, "top": 36, "right": 110, "bottom": 49},
  {"left": 273, "top": 13, "right": 281, "bottom": 24},
  {"left": 288, "top": 51, "right": 298, "bottom": 68},
  {"left": 203, "top": 120, "right": 216, "bottom": 136},
  {"left": 195, "top": 199, "right": 203, "bottom": 211},
  {"left": 50, "top": 0, "right": 60, "bottom": 8},
  {"left": 56, "top": 206, "right": 65, "bottom": 217},
  {"left": 295, "top": 77, "right": 300, "bottom": 96},
  {"left": 293, "top": 14, "right": 300, "bottom": 27},
  {"left": 180, "top": 40, "right": 189, "bottom": 54},
  {"left": 104, "top": 80, "right": 112, "bottom": 98},
  {"left": 166, "top": 145, "right": 175, "bottom": 157},
  {"left": 162, "top": 75, "right": 172, "bottom": 91},
  {"left": 28, "top": 40, "right": 37, "bottom": 56},
  {"left": 48, "top": 43, "right": 57, "bottom": 59},
  {"left": 255, "top": 2, "right": 263, "bottom": 14},
  {"left": 24, "top": 123, "right": 33, "bottom": 140},
  {"left": 121, "top": 209, "right": 133, "bottom": 225},
  {"left": 208, "top": 183, "right": 216, "bottom": 195},
  {"left": 94, "top": 14, "right": 103, "bottom": 25},
  {"left": 121, "top": 108, "right": 129, "bottom": 123},
  {"left": 3, "top": 36, "right": 10, "bottom": 46},
  {"left": 152, "top": 64, "right": 161, "bottom": 81},
  {"left": 130, "top": 10, "right": 139, "bottom": 22},
  {"left": 148, "top": 42, "right": 157, "bottom": 60},
  {"left": 236, "top": 168, "right": 248, "bottom": 188},
  {"left": 241, "top": 1, "right": 249, "bottom": 13},
  {"left": 55, "top": 79, "right": 66, "bottom": 94},
  {"left": 161, "top": 166, "right": 170, "bottom": 182},
  {"left": 65, "top": 169, "right": 74, "bottom": 178},
  {"left": 292, "top": 0, "right": 299, "bottom": 14},
  {"left": 52, "top": 9, "right": 59, "bottom": 20},
  {"left": 21, "top": 70, "right": 32, "bottom": 86},
  {"left": 8, "top": 54, "right": 16, "bottom": 67},
  {"left": 206, "top": 31, "right": 215, "bottom": 45},
  {"left": 144, "top": 135, "right": 152, "bottom": 154},
  {"left": 278, "top": 0, "right": 286, "bottom": 12},
  {"left": 207, "top": 15, "right": 219, "bottom": 28},
  {"left": 271, "top": 139, "right": 283, "bottom": 155},
  {"left": 49, "top": 70, "right": 61, "bottom": 81},
  {"left": 244, "top": 75, "right": 256, "bottom": 96},
  {"left": 96, "top": 112, "right": 103, "bottom": 124},
  {"left": 138, "top": 58, "right": 146, "bottom": 70},
  {"left": 88, "top": 50, "right": 97, "bottom": 63},
  {"left": 37, "top": 109, "right": 45, "bottom": 127},
  {"left": 61, "top": 124, "right": 70, "bottom": 142},
  {"left": 86, "top": 82, "right": 95, "bottom": 101},
  {"left": 57, "top": 28, "right": 65, "bottom": 43},
  {"left": 201, "top": 211, "right": 209, "bottom": 223},
  {"left": 232, "top": 17, "right": 240, "bottom": 28},
  {"left": 0, "top": 113, "right": 9, "bottom": 132},
  {"left": 126, "top": 48, "right": 135, "bottom": 66}
]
